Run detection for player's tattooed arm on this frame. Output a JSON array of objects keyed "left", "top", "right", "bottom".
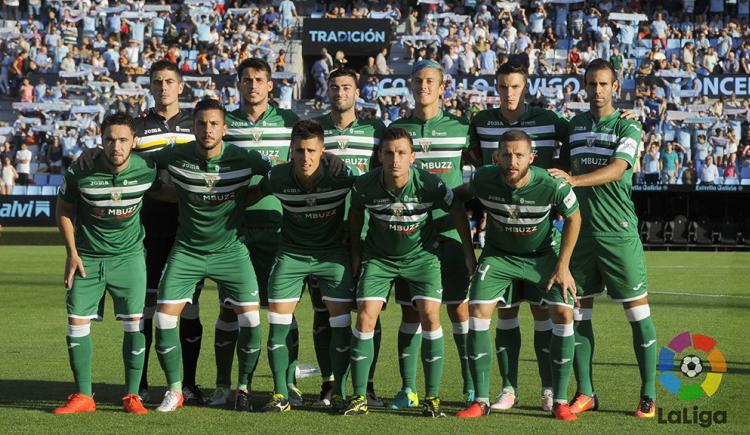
[
  {"left": 547, "top": 209, "right": 581, "bottom": 304},
  {"left": 56, "top": 199, "right": 86, "bottom": 289},
  {"left": 348, "top": 208, "right": 365, "bottom": 278},
  {"left": 548, "top": 158, "right": 628, "bottom": 187},
  {"left": 449, "top": 200, "right": 478, "bottom": 274}
]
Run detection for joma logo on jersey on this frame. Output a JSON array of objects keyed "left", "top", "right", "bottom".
[
  {"left": 144, "top": 128, "right": 161, "bottom": 135},
  {"left": 579, "top": 157, "right": 610, "bottom": 166},
  {"left": 418, "top": 140, "right": 432, "bottom": 153},
  {"left": 89, "top": 180, "right": 108, "bottom": 186},
  {"left": 337, "top": 138, "right": 348, "bottom": 150}
]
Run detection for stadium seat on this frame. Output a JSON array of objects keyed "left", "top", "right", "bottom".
[
  {"left": 26, "top": 185, "right": 42, "bottom": 195},
  {"left": 666, "top": 215, "right": 690, "bottom": 244},
  {"left": 29, "top": 163, "right": 39, "bottom": 173},
  {"left": 719, "top": 217, "right": 739, "bottom": 245},
  {"left": 33, "top": 173, "right": 48, "bottom": 185},
  {"left": 693, "top": 216, "right": 717, "bottom": 245},
  {"left": 48, "top": 175, "right": 64, "bottom": 186},
  {"left": 741, "top": 179, "right": 750, "bottom": 185},
  {"left": 724, "top": 177, "right": 739, "bottom": 185},
  {"left": 41, "top": 185, "right": 57, "bottom": 196},
  {"left": 11, "top": 185, "right": 26, "bottom": 195},
  {"left": 557, "top": 39, "right": 571, "bottom": 50},
  {"left": 641, "top": 217, "right": 666, "bottom": 245}
]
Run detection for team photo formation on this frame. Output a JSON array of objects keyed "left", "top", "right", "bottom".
[{"left": 53, "top": 56, "right": 658, "bottom": 422}]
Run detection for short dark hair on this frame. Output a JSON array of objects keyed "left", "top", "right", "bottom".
[
  {"left": 499, "top": 129, "right": 532, "bottom": 152},
  {"left": 193, "top": 98, "right": 226, "bottom": 118},
  {"left": 584, "top": 59, "right": 618, "bottom": 83},
  {"left": 328, "top": 68, "right": 358, "bottom": 84},
  {"left": 237, "top": 57, "right": 272, "bottom": 80},
  {"left": 291, "top": 119, "right": 324, "bottom": 145},
  {"left": 101, "top": 112, "right": 136, "bottom": 135},
  {"left": 496, "top": 60, "right": 528, "bottom": 78},
  {"left": 149, "top": 59, "right": 182, "bottom": 81},
  {"left": 380, "top": 127, "right": 414, "bottom": 148}
]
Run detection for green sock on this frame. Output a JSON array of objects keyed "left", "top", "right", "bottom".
[
  {"left": 397, "top": 322, "right": 421, "bottom": 391},
  {"left": 67, "top": 326, "right": 93, "bottom": 396},
  {"left": 452, "top": 321, "right": 472, "bottom": 394},
  {"left": 368, "top": 317, "right": 382, "bottom": 384},
  {"left": 214, "top": 319, "right": 238, "bottom": 387},
  {"left": 312, "top": 310, "right": 333, "bottom": 381},
  {"left": 286, "top": 317, "right": 299, "bottom": 387},
  {"left": 573, "top": 309, "right": 595, "bottom": 396},
  {"left": 496, "top": 318, "right": 521, "bottom": 391},
  {"left": 329, "top": 314, "right": 353, "bottom": 398},
  {"left": 467, "top": 318, "right": 492, "bottom": 403},
  {"left": 422, "top": 328, "right": 445, "bottom": 398},
  {"left": 155, "top": 319, "right": 182, "bottom": 391},
  {"left": 268, "top": 319, "right": 292, "bottom": 397},
  {"left": 551, "top": 322, "right": 575, "bottom": 402},
  {"left": 533, "top": 320, "right": 553, "bottom": 389},
  {"left": 627, "top": 307, "right": 657, "bottom": 399},
  {"left": 123, "top": 329, "right": 146, "bottom": 395},
  {"left": 236, "top": 321, "right": 262, "bottom": 390},
  {"left": 351, "top": 329, "right": 374, "bottom": 397}
]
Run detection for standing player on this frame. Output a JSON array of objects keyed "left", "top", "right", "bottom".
[
  {"left": 389, "top": 60, "right": 473, "bottom": 408},
  {"left": 468, "top": 61, "right": 568, "bottom": 411},
  {"left": 312, "top": 68, "right": 386, "bottom": 407},
  {"left": 549, "top": 59, "right": 657, "bottom": 418},
  {"left": 54, "top": 113, "right": 157, "bottom": 415},
  {"left": 150, "top": 99, "right": 271, "bottom": 412},
  {"left": 343, "top": 127, "right": 477, "bottom": 417},
  {"left": 255, "top": 120, "right": 356, "bottom": 413},
  {"left": 210, "top": 58, "right": 301, "bottom": 408},
  {"left": 453, "top": 129, "right": 581, "bottom": 420},
  {"left": 134, "top": 60, "right": 204, "bottom": 406}
]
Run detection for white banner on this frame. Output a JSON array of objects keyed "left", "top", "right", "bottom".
[{"left": 608, "top": 12, "right": 649, "bottom": 22}]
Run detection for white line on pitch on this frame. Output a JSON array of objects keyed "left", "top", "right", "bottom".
[{"left": 651, "top": 291, "right": 750, "bottom": 299}]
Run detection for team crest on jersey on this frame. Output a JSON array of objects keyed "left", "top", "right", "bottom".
[
  {"left": 337, "top": 138, "right": 348, "bottom": 150},
  {"left": 306, "top": 198, "right": 317, "bottom": 207},
  {"left": 508, "top": 206, "right": 520, "bottom": 220},
  {"left": 418, "top": 139, "right": 432, "bottom": 153},
  {"left": 391, "top": 203, "right": 405, "bottom": 216},
  {"left": 251, "top": 129, "right": 263, "bottom": 143},
  {"left": 110, "top": 189, "right": 122, "bottom": 202},
  {"left": 203, "top": 174, "right": 218, "bottom": 189},
  {"left": 586, "top": 133, "right": 596, "bottom": 147}
]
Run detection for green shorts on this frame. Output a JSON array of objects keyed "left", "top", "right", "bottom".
[
  {"left": 570, "top": 236, "right": 648, "bottom": 302},
  {"left": 267, "top": 250, "right": 354, "bottom": 306},
  {"left": 306, "top": 276, "right": 329, "bottom": 312},
  {"left": 507, "top": 280, "right": 544, "bottom": 307},
  {"left": 244, "top": 227, "right": 281, "bottom": 307},
  {"left": 67, "top": 252, "right": 146, "bottom": 320},
  {"left": 158, "top": 243, "right": 259, "bottom": 307},
  {"left": 436, "top": 235, "right": 470, "bottom": 305},
  {"left": 357, "top": 253, "right": 443, "bottom": 307}
]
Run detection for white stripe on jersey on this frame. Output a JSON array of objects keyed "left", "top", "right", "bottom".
[
  {"left": 167, "top": 165, "right": 253, "bottom": 182},
  {"left": 369, "top": 211, "right": 428, "bottom": 223},
  {"left": 412, "top": 137, "right": 467, "bottom": 145},
  {"left": 570, "top": 146, "right": 614, "bottom": 157},
  {"left": 227, "top": 127, "right": 293, "bottom": 135},
  {"left": 325, "top": 148, "right": 376, "bottom": 157},
  {"left": 486, "top": 210, "right": 551, "bottom": 225},
  {"left": 476, "top": 125, "right": 555, "bottom": 136},
  {"left": 136, "top": 132, "right": 195, "bottom": 145},
  {"left": 364, "top": 202, "right": 434, "bottom": 212},
  {"left": 171, "top": 178, "right": 248, "bottom": 194},
  {"left": 324, "top": 135, "right": 379, "bottom": 145},
  {"left": 478, "top": 199, "right": 552, "bottom": 214},
  {"left": 281, "top": 198, "right": 346, "bottom": 213},
  {"left": 415, "top": 150, "right": 463, "bottom": 159},
  {"left": 274, "top": 187, "right": 351, "bottom": 202},
  {"left": 480, "top": 139, "right": 556, "bottom": 149},
  {"left": 79, "top": 183, "right": 153, "bottom": 196},
  {"left": 230, "top": 139, "right": 290, "bottom": 148},
  {"left": 80, "top": 196, "right": 144, "bottom": 208},
  {"left": 569, "top": 132, "right": 618, "bottom": 144}
]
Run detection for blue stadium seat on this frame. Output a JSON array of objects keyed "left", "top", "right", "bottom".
[
  {"left": 681, "top": 39, "right": 694, "bottom": 48},
  {"left": 667, "top": 39, "right": 681, "bottom": 50},
  {"left": 741, "top": 179, "right": 750, "bottom": 185},
  {"left": 42, "top": 185, "right": 58, "bottom": 195},
  {"left": 11, "top": 185, "right": 26, "bottom": 195},
  {"left": 26, "top": 185, "right": 42, "bottom": 195},
  {"left": 33, "top": 173, "right": 48, "bottom": 185},
  {"left": 557, "top": 39, "right": 571, "bottom": 50},
  {"left": 48, "top": 174, "right": 64, "bottom": 186},
  {"left": 663, "top": 130, "right": 675, "bottom": 141},
  {"left": 724, "top": 177, "right": 739, "bottom": 185}
]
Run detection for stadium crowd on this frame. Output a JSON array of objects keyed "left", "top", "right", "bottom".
[{"left": 3, "top": 0, "right": 750, "bottom": 196}]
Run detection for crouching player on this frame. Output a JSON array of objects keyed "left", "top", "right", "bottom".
[
  {"left": 343, "top": 127, "right": 476, "bottom": 417},
  {"left": 454, "top": 130, "right": 582, "bottom": 420},
  {"left": 54, "top": 113, "right": 159, "bottom": 414}
]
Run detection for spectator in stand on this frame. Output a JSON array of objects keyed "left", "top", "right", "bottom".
[
  {"left": 375, "top": 47, "right": 393, "bottom": 75},
  {"left": 279, "top": 0, "right": 297, "bottom": 41},
  {"left": 643, "top": 142, "right": 661, "bottom": 185},
  {"left": 709, "top": 128, "right": 728, "bottom": 167},
  {"left": 660, "top": 142, "right": 680, "bottom": 184},
  {"left": 700, "top": 156, "right": 719, "bottom": 184},
  {"left": 1, "top": 156, "right": 18, "bottom": 195},
  {"left": 312, "top": 51, "right": 329, "bottom": 110},
  {"left": 14, "top": 142, "right": 31, "bottom": 186},
  {"left": 18, "top": 78, "right": 34, "bottom": 103}
]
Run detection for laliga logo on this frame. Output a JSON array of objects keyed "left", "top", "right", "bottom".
[{"left": 657, "top": 331, "right": 727, "bottom": 428}]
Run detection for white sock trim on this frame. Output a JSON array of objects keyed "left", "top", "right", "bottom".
[
  {"left": 399, "top": 322, "right": 422, "bottom": 335},
  {"left": 329, "top": 314, "right": 351, "bottom": 328},
  {"left": 552, "top": 323, "right": 574, "bottom": 337},
  {"left": 267, "top": 312, "right": 294, "bottom": 325},
  {"left": 180, "top": 303, "right": 200, "bottom": 320},
  {"left": 67, "top": 323, "right": 91, "bottom": 337},
  {"left": 497, "top": 317, "right": 520, "bottom": 330},
  {"left": 625, "top": 305, "right": 651, "bottom": 322},
  {"left": 452, "top": 320, "right": 469, "bottom": 335},
  {"left": 237, "top": 310, "right": 260, "bottom": 327},
  {"left": 534, "top": 319, "right": 553, "bottom": 331},
  {"left": 122, "top": 320, "right": 141, "bottom": 332},
  {"left": 574, "top": 308, "right": 593, "bottom": 321},
  {"left": 215, "top": 319, "right": 239, "bottom": 331},
  {"left": 469, "top": 317, "right": 491, "bottom": 331},
  {"left": 422, "top": 327, "right": 444, "bottom": 340},
  {"left": 353, "top": 329, "right": 374, "bottom": 340},
  {"left": 154, "top": 312, "right": 178, "bottom": 329}
]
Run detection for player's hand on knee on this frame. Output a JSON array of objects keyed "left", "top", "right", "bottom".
[
  {"left": 64, "top": 255, "right": 86, "bottom": 289},
  {"left": 547, "top": 265, "right": 576, "bottom": 305}
]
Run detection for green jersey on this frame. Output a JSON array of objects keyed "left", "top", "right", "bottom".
[
  {"left": 563, "top": 109, "right": 642, "bottom": 237},
  {"left": 314, "top": 113, "right": 385, "bottom": 176},
  {"left": 224, "top": 105, "right": 300, "bottom": 227},
  {"left": 469, "top": 105, "right": 568, "bottom": 168},
  {"left": 259, "top": 162, "right": 355, "bottom": 254},
  {"left": 58, "top": 154, "right": 157, "bottom": 257},
  {"left": 470, "top": 165, "right": 578, "bottom": 256},
  {"left": 149, "top": 141, "right": 271, "bottom": 253},
  {"left": 351, "top": 167, "right": 454, "bottom": 260}
]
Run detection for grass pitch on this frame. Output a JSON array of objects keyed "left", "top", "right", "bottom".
[{"left": 1, "top": 245, "right": 747, "bottom": 434}]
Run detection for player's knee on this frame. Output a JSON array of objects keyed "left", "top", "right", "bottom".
[
  {"left": 180, "top": 303, "right": 200, "bottom": 320},
  {"left": 237, "top": 310, "right": 260, "bottom": 328},
  {"left": 329, "top": 313, "right": 351, "bottom": 328},
  {"left": 123, "top": 319, "right": 142, "bottom": 332},
  {"left": 573, "top": 307, "right": 593, "bottom": 321},
  {"left": 67, "top": 323, "right": 91, "bottom": 337},
  {"left": 624, "top": 304, "right": 651, "bottom": 322},
  {"left": 155, "top": 312, "right": 179, "bottom": 330}
]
